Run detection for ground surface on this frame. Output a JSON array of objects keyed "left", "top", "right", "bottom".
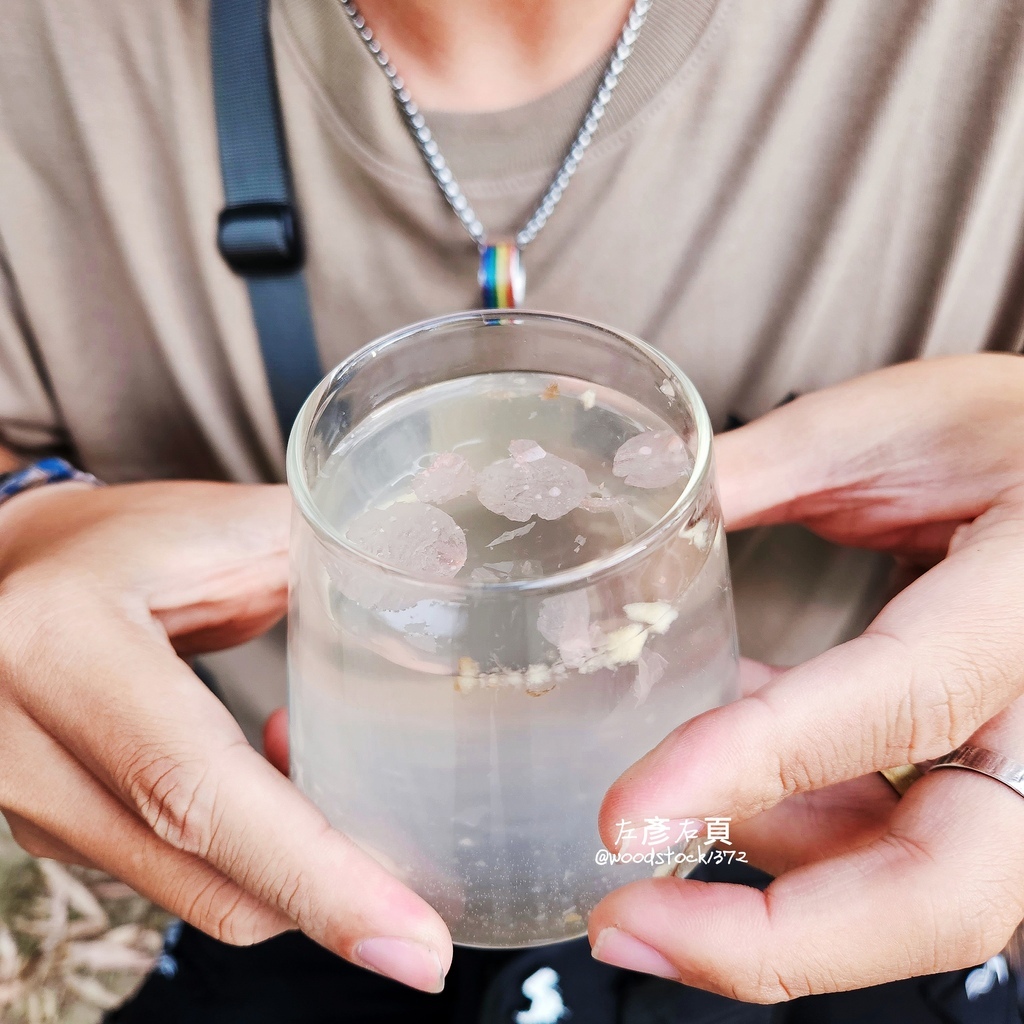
[{"left": 0, "top": 818, "right": 167, "bottom": 1024}]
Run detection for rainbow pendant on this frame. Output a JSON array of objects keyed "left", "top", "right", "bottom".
[{"left": 478, "top": 243, "right": 525, "bottom": 309}]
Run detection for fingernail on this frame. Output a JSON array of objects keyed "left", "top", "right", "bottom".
[
  {"left": 592, "top": 927, "right": 680, "bottom": 981},
  {"left": 354, "top": 937, "right": 445, "bottom": 993}
]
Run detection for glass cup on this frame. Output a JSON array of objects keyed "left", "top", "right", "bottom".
[{"left": 286, "top": 310, "right": 739, "bottom": 948}]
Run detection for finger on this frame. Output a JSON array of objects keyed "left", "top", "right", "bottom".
[
  {"left": 0, "top": 482, "right": 292, "bottom": 657},
  {"left": 735, "top": 657, "right": 783, "bottom": 698},
  {"left": 0, "top": 718, "right": 290, "bottom": 944},
  {"left": 591, "top": 752, "right": 1024, "bottom": 1001},
  {"left": 263, "top": 707, "right": 289, "bottom": 775},
  {"left": 714, "top": 354, "right": 1024, "bottom": 543},
  {"left": 600, "top": 524, "right": 1024, "bottom": 837},
  {"left": 686, "top": 660, "right": 894, "bottom": 875},
  {"left": 708, "top": 660, "right": 897, "bottom": 875},
  {"left": 129, "top": 483, "right": 292, "bottom": 654},
  {"left": 14, "top": 610, "right": 452, "bottom": 992},
  {"left": 4, "top": 811, "right": 98, "bottom": 868},
  {"left": 726, "top": 773, "right": 896, "bottom": 876}
]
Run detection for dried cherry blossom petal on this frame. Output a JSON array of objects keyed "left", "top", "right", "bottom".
[
  {"left": 470, "top": 559, "right": 541, "bottom": 584},
  {"left": 640, "top": 538, "right": 697, "bottom": 600},
  {"left": 509, "top": 439, "right": 546, "bottom": 464},
  {"left": 477, "top": 441, "right": 589, "bottom": 522},
  {"left": 580, "top": 494, "right": 612, "bottom": 512},
  {"left": 610, "top": 499, "right": 639, "bottom": 541},
  {"left": 634, "top": 651, "right": 668, "bottom": 704},
  {"left": 613, "top": 430, "right": 693, "bottom": 489},
  {"left": 470, "top": 567, "right": 502, "bottom": 583},
  {"left": 412, "top": 452, "right": 476, "bottom": 504},
  {"left": 486, "top": 521, "right": 536, "bottom": 548},
  {"left": 345, "top": 503, "right": 467, "bottom": 579},
  {"left": 537, "top": 591, "right": 595, "bottom": 668},
  {"left": 331, "top": 559, "right": 417, "bottom": 612},
  {"left": 580, "top": 492, "right": 639, "bottom": 541}
]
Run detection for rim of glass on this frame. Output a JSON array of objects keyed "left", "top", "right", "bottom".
[{"left": 286, "top": 309, "right": 714, "bottom": 594}]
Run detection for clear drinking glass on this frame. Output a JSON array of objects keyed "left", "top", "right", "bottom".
[{"left": 286, "top": 310, "right": 739, "bottom": 948}]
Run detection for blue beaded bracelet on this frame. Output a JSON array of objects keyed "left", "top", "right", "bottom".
[{"left": 0, "top": 457, "right": 101, "bottom": 509}]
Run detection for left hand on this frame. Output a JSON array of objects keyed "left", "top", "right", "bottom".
[{"left": 590, "top": 352, "right": 1024, "bottom": 1001}]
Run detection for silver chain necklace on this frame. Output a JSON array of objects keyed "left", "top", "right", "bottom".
[{"left": 340, "top": 0, "right": 653, "bottom": 307}]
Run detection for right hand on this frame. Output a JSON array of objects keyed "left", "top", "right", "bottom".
[{"left": 0, "top": 480, "right": 450, "bottom": 993}]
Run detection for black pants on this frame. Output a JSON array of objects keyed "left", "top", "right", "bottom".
[{"left": 108, "top": 863, "right": 1021, "bottom": 1024}]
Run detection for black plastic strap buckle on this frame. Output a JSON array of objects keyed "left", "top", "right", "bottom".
[{"left": 217, "top": 202, "right": 303, "bottom": 274}]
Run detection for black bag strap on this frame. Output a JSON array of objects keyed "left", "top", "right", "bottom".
[{"left": 209, "top": 0, "right": 323, "bottom": 442}]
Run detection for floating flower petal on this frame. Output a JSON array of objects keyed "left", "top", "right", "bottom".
[
  {"left": 477, "top": 441, "right": 589, "bottom": 521},
  {"left": 509, "top": 439, "right": 547, "bottom": 463},
  {"left": 470, "top": 567, "right": 502, "bottom": 583},
  {"left": 412, "top": 452, "right": 476, "bottom": 504},
  {"left": 537, "top": 591, "right": 596, "bottom": 668},
  {"left": 634, "top": 651, "right": 668, "bottom": 704},
  {"left": 470, "top": 559, "right": 542, "bottom": 584},
  {"left": 486, "top": 521, "right": 536, "bottom": 548},
  {"left": 580, "top": 492, "right": 639, "bottom": 541},
  {"left": 613, "top": 430, "right": 692, "bottom": 489},
  {"left": 345, "top": 503, "right": 467, "bottom": 579}
]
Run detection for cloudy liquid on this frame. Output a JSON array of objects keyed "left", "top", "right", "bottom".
[{"left": 289, "top": 372, "right": 738, "bottom": 946}]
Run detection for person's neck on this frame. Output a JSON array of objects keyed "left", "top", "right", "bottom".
[{"left": 350, "top": 0, "right": 635, "bottom": 112}]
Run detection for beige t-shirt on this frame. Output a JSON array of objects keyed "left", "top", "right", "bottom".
[{"left": 1, "top": 0, "right": 1022, "bottom": 740}]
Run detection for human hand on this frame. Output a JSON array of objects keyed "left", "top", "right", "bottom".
[
  {"left": 591, "top": 353, "right": 1024, "bottom": 1000},
  {"left": 0, "top": 481, "right": 450, "bottom": 993}
]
